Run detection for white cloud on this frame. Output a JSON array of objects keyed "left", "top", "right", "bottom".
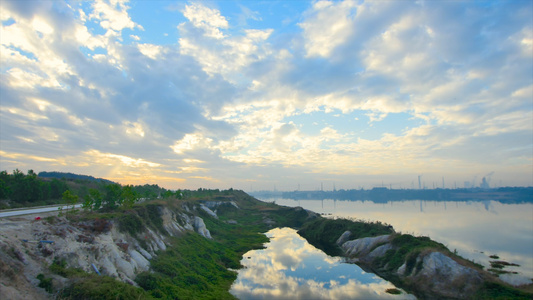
[
  {"left": 89, "top": 0, "right": 141, "bottom": 34},
  {"left": 178, "top": 3, "right": 273, "bottom": 82},
  {"left": 171, "top": 133, "right": 214, "bottom": 155},
  {"left": 137, "top": 43, "right": 164, "bottom": 59},
  {"left": 299, "top": 0, "right": 358, "bottom": 58},
  {"left": 86, "top": 150, "right": 160, "bottom": 168},
  {"left": 181, "top": 2, "right": 228, "bottom": 39},
  {"left": 0, "top": 0, "right": 531, "bottom": 189}
]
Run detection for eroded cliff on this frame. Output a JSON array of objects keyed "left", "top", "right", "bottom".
[{"left": 0, "top": 202, "right": 215, "bottom": 299}]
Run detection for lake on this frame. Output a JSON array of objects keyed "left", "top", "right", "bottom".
[
  {"left": 230, "top": 198, "right": 533, "bottom": 299},
  {"left": 230, "top": 227, "right": 416, "bottom": 300}
]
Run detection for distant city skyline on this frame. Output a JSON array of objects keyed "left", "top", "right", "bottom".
[{"left": 1, "top": 1, "right": 532, "bottom": 190}]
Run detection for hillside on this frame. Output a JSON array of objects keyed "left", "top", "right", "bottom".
[
  {"left": 38, "top": 172, "right": 115, "bottom": 184},
  {"left": 0, "top": 189, "right": 314, "bottom": 299}
]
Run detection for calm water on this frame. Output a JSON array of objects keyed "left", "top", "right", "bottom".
[
  {"left": 230, "top": 227, "right": 416, "bottom": 300},
  {"left": 258, "top": 198, "right": 533, "bottom": 286}
]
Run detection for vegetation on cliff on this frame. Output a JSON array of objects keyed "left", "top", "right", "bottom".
[
  {"left": 0, "top": 170, "right": 177, "bottom": 209},
  {"left": 18, "top": 186, "right": 314, "bottom": 300},
  {"left": 297, "top": 217, "right": 532, "bottom": 300},
  {"left": 297, "top": 217, "right": 394, "bottom": 256}
]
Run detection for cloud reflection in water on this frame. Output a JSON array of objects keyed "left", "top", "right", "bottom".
[
  {"left": 230, "top": 227, "right": 415, "bottom": 300},
  {"left": 268, "top": 199, "right": 533, "bottom": 286}
]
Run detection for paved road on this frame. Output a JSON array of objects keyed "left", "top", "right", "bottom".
[{"left": 0, "top": 204, "right": 83, "bottom": 218}]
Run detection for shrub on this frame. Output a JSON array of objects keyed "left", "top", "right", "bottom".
[
  {"left": 117, "top": 213, "right": 143, "bottom": 236},
  {"left": 58, "top": 275, "right": 151, "bottom": 300},
  {"left": 36, "top": 274, "right": 53, "bottom": 293}
]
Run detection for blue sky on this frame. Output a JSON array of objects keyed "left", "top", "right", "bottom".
[{"left": 1, "top": 0, "right": 532, "bottom": 190}]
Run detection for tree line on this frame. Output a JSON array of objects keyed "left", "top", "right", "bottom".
[
  {"left": 0, "top": 170, "right": 183, "bottom": 210},
  {"left": 0, "top": 169, "right": 69, "bottom": 207}
]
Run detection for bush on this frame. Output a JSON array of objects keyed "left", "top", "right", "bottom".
[
  {"left": 117, "top": 213, "right": 144, "bottom": 236},
  {"left": 36, "top": 274, "right": 53, "bottom": 293},
  {"left": 58, "top": 275, "right": 151, "bottom": 300}
]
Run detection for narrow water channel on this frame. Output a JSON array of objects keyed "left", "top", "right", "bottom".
[{"left": 230, "top": 227, "right": 416, "bottom": 300}]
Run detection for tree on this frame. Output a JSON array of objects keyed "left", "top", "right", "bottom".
[
  {"left": 10, "top": 169, "right": 28, "bottom": 203},
  {"left": 38, "top": 181, "right": 51, "bottom": 201},
  {"left": 162, "top": 190, "right": 174, "bottom": 198},
  {"left": 104, "top": 184, "right": 122, "bottom": 209},
  {"left": 0, "top": 178, "right": 9, "bottom": 199},
  {"left": 82, "top": 188, "right": 103, "bottom": 212},
  {"left": 50, "top": 179, "right": 68, "bottom": 199},
  {"left": 62, "top": 190, "right": 79, "bottom": 214},
  {"left": 89, "top": 189, "right": 103, "bottom": 211},
  {"left": 82, "top": 195, "right": 94, "bottom": 212},
  {"left": 121, "top": 185, "right": 137, "bottom": 209}
]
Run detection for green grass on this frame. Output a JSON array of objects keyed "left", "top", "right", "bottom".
[
  {"left": 474, "top": 282, "right": 532, "bottom": 300},
  {"left": 49, "top": 258, "right": 87, "bottom": 278},
  {"left": 385, "top": 288, "right": 402, "bottom": 295},
  {"left": 47, "top": 258, "right": 151, "bottom": 299},
  {"left": 374, "top": 234, "right": 448, "bottom": 273},
  {"left": 135, "top": 233, "right": 243, "bottom": 299},
  {"left": 58, "top": 274, "right": 152, "bottom": 300},
  {"left": 133, "top": 193, "right": 282, "bottom": 300}
]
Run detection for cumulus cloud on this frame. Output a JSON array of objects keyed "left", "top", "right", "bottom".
[
  {"left": 178, "top": 3, "right": 273, "bottom": 87},
  {"left": 1, "top": 0, "right": 531, "bottom": 189}
]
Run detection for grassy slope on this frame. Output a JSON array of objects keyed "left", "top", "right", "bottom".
[{"left": 50, "top": 190, "right": 313, "bottom": 300}]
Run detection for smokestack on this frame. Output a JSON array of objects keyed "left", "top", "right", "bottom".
[
  {"left": 480, "top": 177, "right": 490, "bottom": 189},
  {"left": 418, "top": 175, "right": 422, "bottom": 190}
]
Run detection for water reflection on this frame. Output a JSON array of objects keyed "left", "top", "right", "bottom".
[
  {"left": 230, "top": 227, "right": 415, "bottom": 300},
  {"left": 267, "top": 199, "right": 533, "bottom": 286}
]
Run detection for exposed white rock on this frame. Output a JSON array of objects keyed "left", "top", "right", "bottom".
[
  {"left": 336, "top": 230, "right": 352, "bottom": 246},
  {"left": 419, "top": 251, "right": 481, "bottom": 280},
  {"left": 414, "top": 251, "right": 483, "bottom": 298},
  {"left": 160, "top": 207, "right": 184, "bottom": 236},
  {"left": 397, "top": 262, "right": 407, "bottom": 276},
  {"left": 367, "top": 243, "right": 394, "bottom": 261},
  {"left": 202, "top": 201, "right": 239, "bottom": 210},
  {"left": 194, "top": 216, "right": 212, "bottom": 239},
  {"left": 0, "top": 203, "right": 219, "bottom": 299},
  {"left": 137, "top": 247, "right": 152, "bottom": 260},
  {"left": 341, "top": 235, "right": 391, "bottom": 257},
  {"left": 200, "top": 204, "right": 218, "bottom": 219},
  {"left": 129, "top": 249, "right": 150, "bottom": 272},
  {"left": 178, "top": 212, "right": 195, "bottom": 231},
  {"left": 100, "top": 255, "right": 118, "bottom": 277},
  {"left": 113, "top": 252, "right": 135, "bottom": 279}
]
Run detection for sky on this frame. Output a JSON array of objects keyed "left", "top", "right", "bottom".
[{"left": 0, "top": 0, "right": 532, "bottom": 191}]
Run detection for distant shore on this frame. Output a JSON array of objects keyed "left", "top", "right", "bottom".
[{"left": 251, "top": 186, "right": 533, "bottom": 204}]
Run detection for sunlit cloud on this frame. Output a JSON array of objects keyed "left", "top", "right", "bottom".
[
  {"left": 0, "top": 151, "right": 58, "bottom": 163},
  {"left": 85, "top": 150, "right": 160, "bottom": 168},
  {"left": 0, "top": 0, "right": 531, "bottom": 189}
]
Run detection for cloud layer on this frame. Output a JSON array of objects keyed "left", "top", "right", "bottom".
[{"left": 1, "top": 0, "right": 532, "bottom": 189}]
